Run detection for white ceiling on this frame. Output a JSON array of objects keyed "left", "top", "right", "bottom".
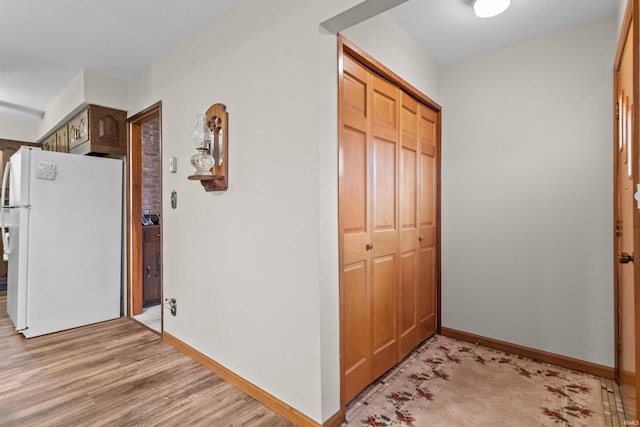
[
  {"left": 390, "top": 0, "right": 621, "bottom": 65},
  {"left": 0, "top": 0, "right": 622, "bottom": 124},
  {"left": 0, "top": 0, "right": 234, "bottom": 122}
]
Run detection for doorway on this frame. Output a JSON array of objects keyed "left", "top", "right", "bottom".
[
  {"left": 128, "top": 103, "right": 163, "bottom": 333},
  {"left": 338, "top": 36, "right": 441, "bottom": 406},
  {"left": 0, "top": 139, "right": 39, "bottom": 292},
  {"left": 615, "top": 0, "right": 640, "bottom": 420}
]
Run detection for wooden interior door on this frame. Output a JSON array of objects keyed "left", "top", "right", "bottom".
[
  {"left": 616, "top": 6, "right": 640, "bottom": 419},
  {"left": 339, "top": 41, "right": 441, "bottom": 405},
  {"left": 128, "top": 104, "right": 162, "bottom": 319}
]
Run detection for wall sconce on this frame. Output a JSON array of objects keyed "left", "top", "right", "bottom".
[{"left": 188, "top": 103, "right": 228, "bottom": 191}]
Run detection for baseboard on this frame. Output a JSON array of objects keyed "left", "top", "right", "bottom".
[
  {"left": 163, "top": 332, "right": 332, "bottom": 427},
  {"left": 441, "top": 327, "right": 615, "bottom": 380},
  {"left": 621, "top": 369, "right": 635, "bottom": 385},
  {"left": 322, "top": 408, "right": 345, "bottom": 427}
]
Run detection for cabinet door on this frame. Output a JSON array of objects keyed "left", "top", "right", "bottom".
[
  {"left": 42, "top": 134, "right": 56, "bottom": 151},
  {"left": 50, "top": 132, "right": 58, "bottom": 152},
  {"left": 70, "top": 105, "right": 126, "bottom": 156},
  {"left": 68, "top": 108, "right": 88, "bottom": 151},
  {"left": 143, "top": 226, "right": 161, "bottom": 307},
  {"left": 56, "top": 126, "right": 68, "bottom": 153},
  {"left": 88, "top": 105, "right": 127, "bottom": 155}
]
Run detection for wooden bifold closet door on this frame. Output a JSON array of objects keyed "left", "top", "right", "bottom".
[{"left": 339, "top": 53, "right": 439, "bottom": 404}]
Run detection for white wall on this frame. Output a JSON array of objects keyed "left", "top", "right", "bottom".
[
  {"left": 0, "top": 117, "right": 38, "bottom": 142},
  {"left": 38, "top": 71, "right": 85, "bottom": 139},
  {"left": 0, "top": 69, "right": 127, "bottom": 142},
  {"left": 83, "top": 70, "right": 128, "bottom": 113},
  {"left": 128, "top": 0, "right": 440, "bottom": 422},
  {"left": 440, "top": 17, "right": 617, "bottom": 366},
  {"left": 618, "top": 0, "right": 629, "bottom": 35},
  {"left": 38, "top": 70, "right": 128, "bottom": 140},
  {"left": 129, "top": 1, "right": 339, "bottom": 422},
  {"left": 342, "top": 12, "right": 441, "bottom": 103}
]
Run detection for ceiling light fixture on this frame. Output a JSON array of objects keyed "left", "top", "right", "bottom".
[{"left": 473, "top": 0, "right": 511, "bottom": 18}]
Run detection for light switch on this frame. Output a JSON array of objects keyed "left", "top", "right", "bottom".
[{"left": 168, "top": 157, "right": 177, "bottom": 173}]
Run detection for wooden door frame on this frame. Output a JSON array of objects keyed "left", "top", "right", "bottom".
[
  {"left": 127, "top": 102, "right": 162, "bottom": 319},
  {"left": 614, "top": 0, "right": 640, "bottom": 418},
  {"left": 337, "top": 34, "right": 442, "bottom": 408}
]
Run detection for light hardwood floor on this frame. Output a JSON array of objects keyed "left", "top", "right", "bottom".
[{"left": 0, "top": 292, "right": 294, "bottom": 426}]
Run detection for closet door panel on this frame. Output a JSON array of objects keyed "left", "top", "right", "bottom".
[
  {"left": 372, "top": 136, "right": 398, "bottom": 255},
  {"left": 399, "top": 250, "right": 417, "bottom": 356},
  {"left": 370, "top": 74, "right": 399, "bottom": 379},
  {"left": 418, "top": 153, "right": 435, "bottom": 238},
  {"left": 343, "top": 262, "right": 371, "bottom": 402},
  {"left": 417, "top": 104, "right": 438, "bottom": 340},
  {"left": 417, "top": 245, "right": 436, "bottom": 338},
  {"left": 342, "top": 56, "right": 368, "bottom": 130},
  {"left": 399, "top": 94, "right": 419, "bottom": 357},
  {"left": 341, "top": 55, "right": 373, "bottom": 403},
  {"left": 371, "top": 254, "right": 397, "bottom": 379},
  {"left": 371, "top": 79, "right": 398, "bottom": 143},
  {"left": 370, "top": 137, "right": 399, "bottom": 377},
  {"left": 342, "top": 126, "right": 369, "bottom": 265}
]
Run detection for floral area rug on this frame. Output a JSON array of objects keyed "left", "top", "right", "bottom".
[{"left": 345, "top": 335, "right": 605, "bottom": 427}]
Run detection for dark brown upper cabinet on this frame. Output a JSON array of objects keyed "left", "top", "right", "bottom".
[{"left": 69, "top": 105, "right": 127, "bottom": 156}]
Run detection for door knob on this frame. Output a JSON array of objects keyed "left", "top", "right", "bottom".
[
  {"left": 366, "top": 243, "right": 374, "bottom": 251},
  {"left": 619, "top": 252, "right": 634, "bottom": 263}
]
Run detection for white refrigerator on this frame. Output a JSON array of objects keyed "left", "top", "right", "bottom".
[{"left": 2, "top": 147, "right": 123, "bottom": 338}]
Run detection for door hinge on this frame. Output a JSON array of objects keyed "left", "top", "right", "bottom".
[{"left": 616, "top": 102, "right": 620, "bottom": 120}]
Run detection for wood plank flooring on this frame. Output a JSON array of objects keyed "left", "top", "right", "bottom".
[{"left": 0, "top": 292, "right": 294, "bottom": 426}]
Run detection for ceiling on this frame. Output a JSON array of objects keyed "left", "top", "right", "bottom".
[
  {"left": 0, "top": 0, "right": 234, "bottom": 122},
  {"left": 390, "top": 0, "right": 620, "bottom": 65},
  {"left": 0, "top": 0, "right": 622, "bottom": 125}
]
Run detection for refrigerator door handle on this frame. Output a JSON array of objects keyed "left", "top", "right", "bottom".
[{"left": 1, "top": 161, "right": 11, "bottom": 258}]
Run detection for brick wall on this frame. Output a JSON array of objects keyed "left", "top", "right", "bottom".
[{"left": 141, "top": 118, "right": 161, "bottom": 221}]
